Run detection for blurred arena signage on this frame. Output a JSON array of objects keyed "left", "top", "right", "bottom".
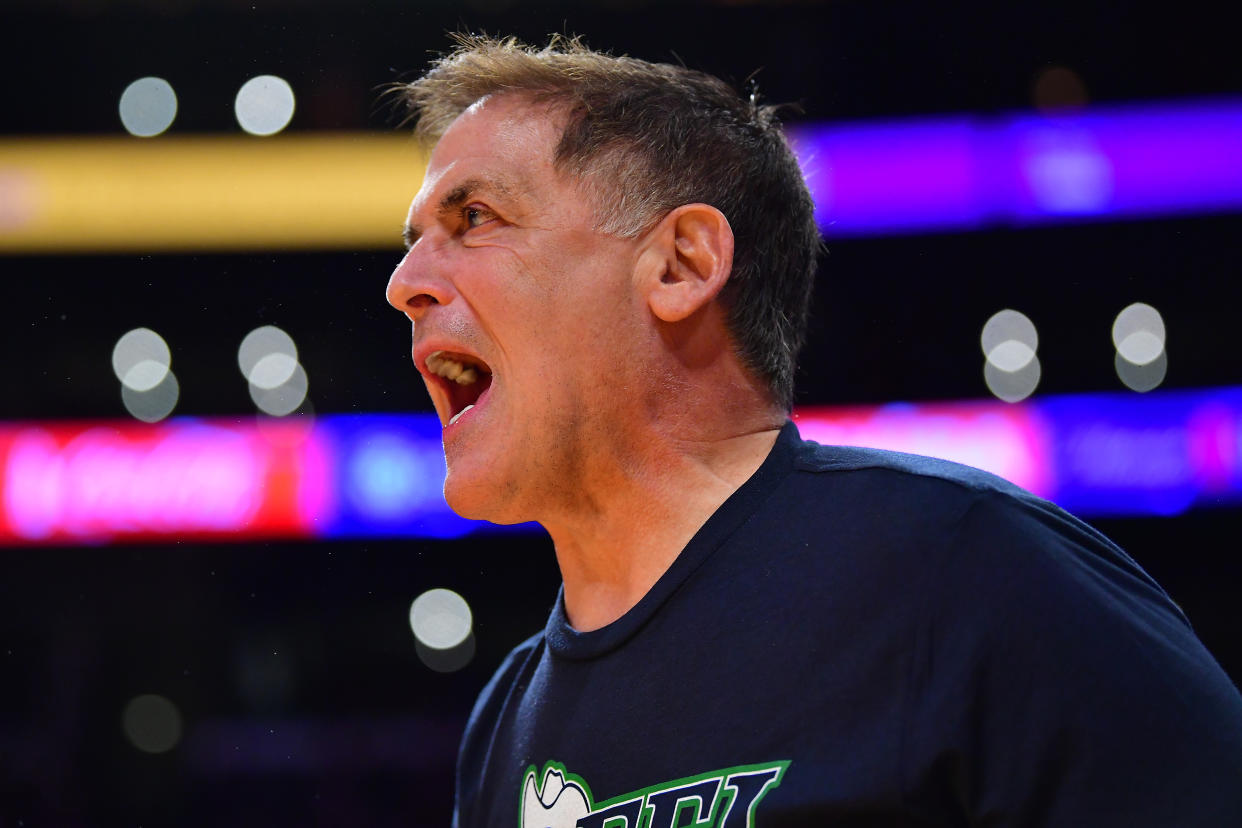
[
  {"left": 788, "top": 98, "right": 1242, "bottom": 235},
  {"left": 1, "top": 386, "right": 1240, "bottom": 545},
  {"left": 0, "top": 134, "right": 428, "bottom": 253},
  {"left": 0, "top": 99, "right": 1240, "bottom": 252}
]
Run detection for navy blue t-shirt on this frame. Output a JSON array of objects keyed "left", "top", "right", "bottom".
[{"left": 454, "top": 421, "right": 1242, "bottom": 826}]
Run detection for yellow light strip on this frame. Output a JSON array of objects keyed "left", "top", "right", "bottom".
[{"left": 0, "top": 133, "right": 428, "bottom": 253}]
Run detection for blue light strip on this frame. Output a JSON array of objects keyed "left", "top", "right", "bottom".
[
  {"left": 786, "top": 99, "right": 1242, "bottom": 236},
  {"left": 1037, "top": 388, "right": 1242, "bottom": 516}
]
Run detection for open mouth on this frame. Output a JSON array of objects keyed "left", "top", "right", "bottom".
[{"left": 424, "top": 350, "right": 493, "bottom": 426}]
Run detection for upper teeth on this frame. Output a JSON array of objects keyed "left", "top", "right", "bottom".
[{"left": 426, "top": 350, "right": 481, "bottom": 385}]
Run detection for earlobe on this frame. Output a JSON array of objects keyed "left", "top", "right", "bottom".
[{"left": 645, "top": 204, "right": 735, "bottom": 323}]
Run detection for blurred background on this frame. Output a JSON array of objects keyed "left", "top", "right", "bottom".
[{"left": 2, "top": 0, "right": 1240, "bottom": 824}]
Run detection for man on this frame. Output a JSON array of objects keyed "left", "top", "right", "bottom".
[{"left": 387, "top": 35, "right": 1242, "bottom": 827}]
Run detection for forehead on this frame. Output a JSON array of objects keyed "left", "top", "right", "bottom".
[{"left": 413, "top": 95, "right": 566, "bottom": 210}]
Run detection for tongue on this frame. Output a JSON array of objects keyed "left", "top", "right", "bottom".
[{"left": 448, "top": 372, "right": 490, "bottom": 421}]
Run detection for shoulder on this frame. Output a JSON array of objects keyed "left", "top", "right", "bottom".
[
  {"left": 770, "top": 434, "right": 1204, "bottom": 656},
  {"left": 781, "top": 446, "right": 1242, "bottom": 820},
  {"left": 895, "top": 481, "right": 1242, "bottom": 823},
  {"left": 791, "top": 436, "right": 1031, "bottom": 501},
  {"left": 794, "top": 435, "right": 1176, "bottom": 607},
  {"left": 788, "top": 436, "right": 1144, "bottom": 558},
  {"left": 770, "top": 435, "right": 1063, "bottom": 557}
]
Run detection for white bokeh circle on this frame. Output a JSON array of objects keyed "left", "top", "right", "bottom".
[
  {"left": 119, "top": 77, "right": 178, "bottom": 137},
  {"left": 112, "top": 328, "right": 172, "bottom": 391},
  {"left": 1112, "top": 303, "right": 1166, "bottom": 366},
  {"left": 981, "top": 309, "right": 1039, "bottom": 373},
  {"left": 409, "top": 588, "right": 473, "bottom": 650},
  {"left": 234, "top": 75, "right": 296, "bottom": 136}
]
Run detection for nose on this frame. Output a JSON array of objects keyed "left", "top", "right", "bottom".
[{"left": 385, "top": 245, "right": 452, "bottom": 322}]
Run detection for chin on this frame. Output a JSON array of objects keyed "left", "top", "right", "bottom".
[
  {"left": 442, "top": 476, "right": 486, "bottom": 521},
  {"left": 442, "top": 466, "right": 520, "bottom": 524}
]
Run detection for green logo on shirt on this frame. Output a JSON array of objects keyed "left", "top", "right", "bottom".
[{"left": 520, "top": 759, "right": 787, "bottom": 828}]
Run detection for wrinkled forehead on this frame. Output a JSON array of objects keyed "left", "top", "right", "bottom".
[{"left": 418, "top": 94, "right": 566, "bottom": 196}]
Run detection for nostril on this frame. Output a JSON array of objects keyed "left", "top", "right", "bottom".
[{"left": 408, "top": 293, "right": 439, "bottom": 313}]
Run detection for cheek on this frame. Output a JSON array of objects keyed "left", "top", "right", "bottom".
[
  {"left": 454, "top": 248, "right": 536, "bottom": 337},
  {"left": 482, "top": 234, "right": 637, "bottom": 384}
]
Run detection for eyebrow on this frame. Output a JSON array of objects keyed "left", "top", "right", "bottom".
[{"left": 401, "top": 175, "right": 519, "bottom": 250}]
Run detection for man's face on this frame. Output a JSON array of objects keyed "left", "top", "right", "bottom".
[{"left": 386, "top": 95, "right": 645, "bottom": 524}]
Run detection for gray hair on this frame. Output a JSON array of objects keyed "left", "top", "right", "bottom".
[{"left": 404, "top": 34, "right": 821, "bottom": 410}]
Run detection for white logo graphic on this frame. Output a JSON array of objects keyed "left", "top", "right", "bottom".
[{"left": 522, "top": 766, "right": 591, "bottom": 828}]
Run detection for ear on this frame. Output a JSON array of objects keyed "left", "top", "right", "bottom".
[{"left": 637, "top": 204, "right": 734, "bottom": 323}]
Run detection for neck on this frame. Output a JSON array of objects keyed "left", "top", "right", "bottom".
[{"left": 543, "top": 412, "right": 783, "bottom": 632}]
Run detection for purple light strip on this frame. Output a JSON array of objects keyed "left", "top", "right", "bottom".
[{"left": 786, "top": 99, "right": 1242, "bottom": 236}]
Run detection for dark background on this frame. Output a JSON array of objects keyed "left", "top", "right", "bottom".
[{"left": 2, "top": 0, "right": 1240, "bottom": 824}]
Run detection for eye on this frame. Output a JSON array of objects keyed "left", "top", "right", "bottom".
[{"left": 463, "top": 205, "right": 493, "bottom": 229}]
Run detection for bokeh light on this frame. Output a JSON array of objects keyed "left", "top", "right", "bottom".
[
  {"left": 249, "top": 362, "right": 308, "bottom": 416},
  {"left": 981, "top": 310, "right": 1040, "bottom": 401},
  {"left": 981, "top": 309, "right": 1039, "bottom": 372},
  {"left": 112, "top": 327, "right": 172, "bottom": 392},
  {"left": 238, "top": 325, "right": 297, "bottom": 382},
  {"left": 1032, "top": 65, "right": 1088, "bottom": 113},
  {"left": 1112, "top": 302, "right": 1166, "bottom": 366},
  {"left": 249, "top": 351, "right": 299, "bottom": 390},
  {"left": 121, "top": 370, "right": 180, "bottom": 422},
  {"left": 122, "top": 694, "right": 182, "bottom": 754},
  {"left": 984, "top": 355, "right": 1041, "bottom": 403},
  {"left": 409, "top": 588, "right": 472, "bottom": 650},
  {"left": 415, "top": 634, "right": 476, "bottom": 673},
  {"left": 234, "top": 75, "right": 296, "bottom": 136},
  {"left": 1116, "top": 349, "right": 1168, "bottom": 392},
  {"left": 118, "top": 77, "right": 178, "bottom": 137},
  {"left": 239, "top": 325, "right": 308, "bottom": 416}
]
